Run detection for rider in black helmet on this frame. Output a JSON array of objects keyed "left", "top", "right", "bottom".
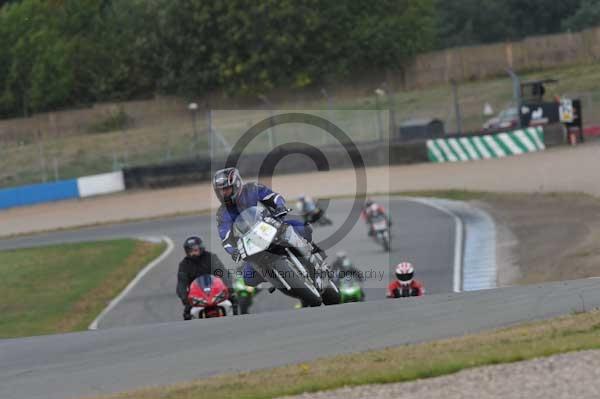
[{"left": 176, "top": 236, "right": 237, "bottom": 320}]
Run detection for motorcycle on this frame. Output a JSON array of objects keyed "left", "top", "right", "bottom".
[
  {"left": 338, "top": 278, "right": 365, "bottom": 303},
  {"left": 234, "top": 202, "right": 340, "bottom": 307},
  {"left": 296, "top": 198, "right": 333, "bottom": 226},
  {"left": 187, "top": 275, "right": 234, "bottom": 318},
  {"left": 233, "top": 275, "right": 258, "bottom": 314},
  {"left": 370, "top": 214, "right": 390, "bottom": 252}
]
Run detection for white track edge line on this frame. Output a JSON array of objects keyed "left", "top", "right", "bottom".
[
  {"left": 88, "top": 235, "right": 175, "bottom": 330},
  {"left": 402, "top": 198, "right": 464, "bottom": 293}
]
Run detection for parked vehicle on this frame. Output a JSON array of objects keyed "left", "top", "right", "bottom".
[{"left": 482, "top": 107, "right": 518, "bottom": 131}]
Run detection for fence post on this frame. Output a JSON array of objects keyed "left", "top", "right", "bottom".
[
  {"left": 451, "top": 80, "right": 463, "bottom": 134},
  {"left": 37, "top": 130, "right": 47, "bottom": 183},
  {"left": 207, "top": 108, "right": 214, "bottom": 160},
  {"left": 53, "top": 157, "right": 59, "bottom": 181}
]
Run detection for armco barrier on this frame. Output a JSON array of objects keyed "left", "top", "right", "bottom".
[
  {"left": 426, "top": 126, "right": 545, "bottom": 163},
  {"left": 77, "top": 171, "right": 125, "bottom": 198},
  {"left": 0, "top": 171, "right": 125, "bottom": 211},
  {"left": 0, "top": 180, "right": 79, "bottom": 210}
]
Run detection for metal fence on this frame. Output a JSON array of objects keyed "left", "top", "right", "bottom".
[{"left": 0, "top": 82, "right": 596, "bottom": 189}]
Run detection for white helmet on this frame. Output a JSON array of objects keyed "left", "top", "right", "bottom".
[{"left": 395, "top": 262, "right": 414, "bottom": 285}]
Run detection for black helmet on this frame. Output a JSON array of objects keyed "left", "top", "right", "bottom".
[
  {"left": 213, "top": 167, "right": 243, "bottom": 206},
  {"left": 183, "top": 236, "right": 204, "bottom": 256},
  {"left": 365, "top": 198, "right": 374, "bottom": 208}
]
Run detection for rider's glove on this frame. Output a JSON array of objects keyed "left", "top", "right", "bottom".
[
  {"left": 272, "top": 206, "right": 289, "bottom": 219},
  {"left": 231, "top": 248, "right": 243, "bottom": 263}
]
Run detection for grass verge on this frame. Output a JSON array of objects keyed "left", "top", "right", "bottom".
[
  {"left": 90, "top": 309, "right": 600, "bottom": 399},
  {"left": 0, "top": 238, "right": 166, "bottom": 338}
]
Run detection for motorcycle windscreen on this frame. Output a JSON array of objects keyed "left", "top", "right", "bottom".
[
  {"left": 340, "top": 280, "right": 360, "bottom": 293},
  {"left": 242, "top": 221, "right": 278, "bottom": 256},
  {"left": 233, "top": 204, "right": 267, "bottom": 236},
  {"left": 371, "top": 215, "right": 387, "bottom": 230}
]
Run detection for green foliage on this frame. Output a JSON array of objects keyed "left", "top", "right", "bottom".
[
  {"left": 0, "top": 0, "right": 436, "bottom": 116},
  {"left": 4, "top": 0, "right": 596, "bottom": 117},
  {"left": 436, "top": 0, "right": 585, "bottom": 48},
  {"left": 562, "top": 0, "right": 600, "bottom": 31},
  {"left": 86, "top": 107, "right": 133, "bottom": 134}
]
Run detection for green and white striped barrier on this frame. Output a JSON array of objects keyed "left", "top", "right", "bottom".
[{"left": 427, "top": 127, "right": 545, "bottom": 163}]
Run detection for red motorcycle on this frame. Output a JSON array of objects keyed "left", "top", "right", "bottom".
[{"left": 187, "top": 275, "right": 234, "bottom": 318}]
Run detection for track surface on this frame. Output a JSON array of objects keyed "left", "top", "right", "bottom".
[
  {"left": 0, "top": 198, "right": 456, "bottom": 328},
  {"left": 0, "top": 197, "right": 458, "bottom": 399},
  {"left": 2, "top": 278, "right": 600, "bottom": 399}
]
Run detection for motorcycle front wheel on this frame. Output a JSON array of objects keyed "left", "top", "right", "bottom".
[
  {"left": 255, "top": 255, "right": 323, "bottom": 307},
  {"left": 321, "top": 281, "right": 341, "bottom": 305}
]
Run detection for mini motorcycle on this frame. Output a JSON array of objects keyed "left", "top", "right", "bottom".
[
  {"left": 370, "top": 214, "right": 390, "bottom": 252},
  {"left": 233, "top": 275, "right": 258, "bottom": 314},
  {"left": 338, "top": 279, "right": 365, "bottom": 303},
  {"left": 187, "top": 275, "right": 234, "bottom": 318}
]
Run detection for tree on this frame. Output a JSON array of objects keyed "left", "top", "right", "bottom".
[
  {"left": 562, "top": 0, "right": 600, "bottom": 31},
  {"left": 436, "top": 0, "right": 584, "bottom": 48}
]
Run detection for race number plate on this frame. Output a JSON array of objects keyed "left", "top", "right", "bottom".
[{"left": 243, "top": 222, "right": 278, "bottom": 256}]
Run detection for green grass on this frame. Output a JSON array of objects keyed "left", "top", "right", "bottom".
[
  {"left": 94, "top": 309, "right": 600, "bottom": 399},
  {"left": 0, "top": 239, "right": 166, "bottom": 338}
]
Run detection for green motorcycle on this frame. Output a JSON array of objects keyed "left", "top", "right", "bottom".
[
  {"left": 233, "top": 276, "right": 258, "bottom": 314},
  {"left": 338, "top": 279, "right": 365, "bottom": 303}
]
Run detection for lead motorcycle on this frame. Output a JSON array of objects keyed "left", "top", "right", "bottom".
[{"left": 234, "top": 203, "right": 340, "bottom": 307}]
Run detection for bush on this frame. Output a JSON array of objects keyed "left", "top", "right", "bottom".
[{"left": 86, "top": 108, "right": 133, "bottom": 134}]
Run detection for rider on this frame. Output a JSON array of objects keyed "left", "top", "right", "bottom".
[
  {"left": 361, "top": 198, "right": 391, "bottom": 236},
  {"left": 213, "top": 167, "right": 326, "bottom": 287},
  {"left": 297, "top": 195, "right": 319, "bottom": 216},
  {"left": 176, "top": 236, "right": 237, "bottom": 320},
  {"left": 330, "top": 251, "right": 364, "bottom": 283},
  {"left": 386, "top": 262, "right": 425, "bottom": 298}
]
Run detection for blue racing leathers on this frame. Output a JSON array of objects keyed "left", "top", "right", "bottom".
[{"left": 216, "top": 182, "right": 312, "bottom": 286}]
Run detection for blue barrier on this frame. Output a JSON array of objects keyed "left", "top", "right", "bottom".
[{"left": 0, "top": 179, "right": 80, "bottom": 210}]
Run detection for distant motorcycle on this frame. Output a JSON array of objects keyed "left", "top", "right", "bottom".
[
  {"left": 370, "top": 214, "right": 390, "bottom": 252},
  {"left": 234, "top": 202, "right": 340, "bottom": 307},
  {"left": 296, "top": 197, "right": 333, "bottom": 226},
  {"left": 187, "top": 275, "right": 234, "bottom": 318},
  {"left": 338, "top": 279, "right": 365, "bottom": 303},
  {"left": 233, "top": 275, "right": 258, "bottom": 314}
]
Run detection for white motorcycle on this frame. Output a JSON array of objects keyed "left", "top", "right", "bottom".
[
  {"left": 370, "top": 214, "right": 390, "bottom": 252},
  {"left": 234, "top": 203, "right": 340, "bottom": 307}
]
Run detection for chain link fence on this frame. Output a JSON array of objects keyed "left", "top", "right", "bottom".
[{"left": 0, "top": 80, "right": 596, "bottom": 189}]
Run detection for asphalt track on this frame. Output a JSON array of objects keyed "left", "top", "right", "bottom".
[
  {"left": 3, "top": 278, "right": 600, "bottom": 399},
  {"left": 0, "top": 198, "right": 456, "bottom": 328},
  {"left": 2, "top": 196, "right": 600, "bottom": 399},
  {"left": 0, "top": 197, "right": 459, "bottom": 399}
]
